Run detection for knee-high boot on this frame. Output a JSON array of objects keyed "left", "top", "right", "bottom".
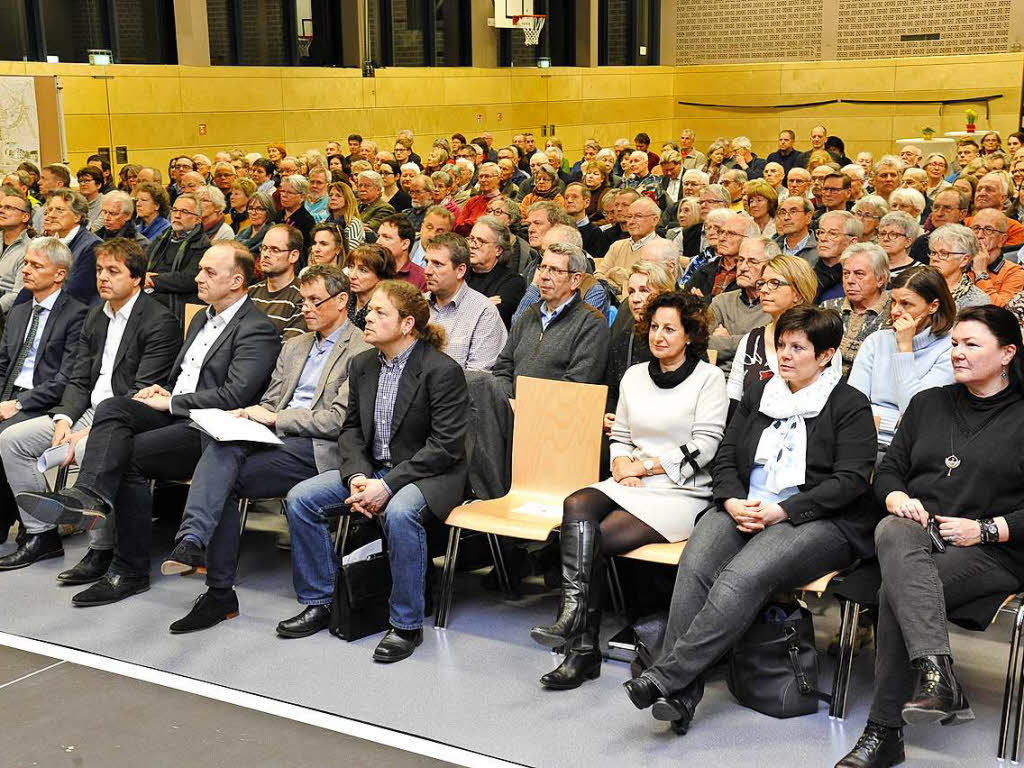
[
  {"left": 530, "top": 520, "right": 600, "bottom": 648},
  {"left": 540, "top": 605, "right": 603, "bottom": 689}
]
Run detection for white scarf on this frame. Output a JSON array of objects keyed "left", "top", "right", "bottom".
[{"left": 753, "top": 354, "right": 842, "bottom": 493}]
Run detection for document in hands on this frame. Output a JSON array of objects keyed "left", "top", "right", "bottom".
[
  {"left": 189, "top": 408, "right": 283, "bottom": 445},
  {"left": 37, "top": 444, "right": 70, "bottom": 473}
]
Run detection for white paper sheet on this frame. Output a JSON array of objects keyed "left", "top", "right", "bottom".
[
  {"left": 189, "top": 408, "right": 284, "bottom": 445},
  {"left": 36, "top": 444, "right": 70, "bottom": 472},
  {"left": 342, "top": 538, "right": 383, "bottom": 565},
  {"left": 512, "top": 502, "right": 561, "bottom": 517}
]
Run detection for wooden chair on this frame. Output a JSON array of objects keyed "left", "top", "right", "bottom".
[
  {"left": 434, "top": 376, "right": 607, "bottom": 628},
  {"left": 706, "top": 349, "right": 718, "bottom": 367},
  {"left": 184, "top": 303, "right": 206, "bottom": 336}
]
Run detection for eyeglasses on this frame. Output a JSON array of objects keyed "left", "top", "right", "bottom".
[
  {"left": 817, "top": 228, "right": 847, "bottom": 239},
  {"left": 878, "top": 231, "right": 906, "bottom": 240},
  {"left": 855, "top": 211, "right": 881, "bottom": 220},
  {"left": 821, "top": 186, "right": 845, "bottom": 194},
  {"left": 971, "top": 225, "right": 1007, "bottom": 237},
  {"left": 381, "top": 170, "right": 395, "bottom": 176},
  {"left": 300, "top": 292, "right": 342, "bottom": 309},
  {"left": 485, "top": 207, "right": 507, "bottom": 216},
  {"left": 755, "top": 278, "right": 790, "bottom": 292},
  {"left": 929, "top": 249, "right": 969, "bottom": 262},
  {"left": 720, "top": 230, "right": 747, "bottom": 240},
  {"left": 0, "top": 204, "right": 29, "bottom": 214},
  {"left": 467, "top": 235, "right": 495, "bottom": 248},
  {"left": 625, "top": 213, "right": 658, "bottom": 221},
  {"left": 776, "top": 208, "right": 806, "bottom": 218},
  {"left": 260, "top": 245, "right": 294, "bottom": 255},
  {"left": 536, "top": 264, "right": 572, "bottom": 276},
  {"left": 170, "top": 207, "right": 199, "bottom": 217}
]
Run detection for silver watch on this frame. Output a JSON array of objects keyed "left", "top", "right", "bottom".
[{"left": 642, "top": 459, "right": 655, "bottom": 476}]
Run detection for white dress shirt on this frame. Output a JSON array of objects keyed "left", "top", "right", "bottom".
[
  {"left": 13, "top": 288, "right": 61, "bottom": 391},
  {"left": 170, "top": 294, "right": 248, "bottom": 410}
]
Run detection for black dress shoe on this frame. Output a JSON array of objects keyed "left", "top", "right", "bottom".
[
  {"left": 835, "top": 721, "right": 905, "bottom": 767},
  {"left": 373, "top": 628, "right": 423, "bottom": 663},
  {"left": 276, "top": 605, "right": 332, "bottom": 638},
  {"left": 623, "top": 675, "right": 662, "bottom": 710},
  {"left": 902, "top": 654, "right": 974, "bottom": 726},
  {"left": 72, "top": 573, "right": 150, "bottom": 607},
  {"left": 57, "top": 548, "right": 113, "bottom": 585},
  {"left": 651, "top": 677, "right": 704, "bottom": 735},
  {"left": 161, "top": 539, "right": 206, "bottom": 576},
  {"left": 0, "top": 530, "right": 63, "bottom": 570},
  {"left": 169, "top": 591, "right": 240, "bottom": 634},
  {"left": 540, "top": 648, "right": 602, "bottom": 689},
  {"left": 16, "top": 488, "right": 108, "bottom": 527}
]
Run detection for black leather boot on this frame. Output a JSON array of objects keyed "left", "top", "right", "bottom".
[
  {"left": 835, "top": 721, "right": 905, "bottom": 767},
  {"left": 540, "top": 608, "right": 602, "bottom": 689},
  {"left": 651, "top": 677, "right": 705, "bottom": 735},
  {"left": 530, "top": 521, "right": 599, "bottom": 648},
  {"left": 902, "top": 654, "right": 974, "bottom": 726}
]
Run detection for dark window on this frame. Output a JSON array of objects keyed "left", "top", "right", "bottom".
[
  {"left": 599, "top": 0, "right": 659, "bottom": 65},
  {"left": 39, "top": 0, "right": 109, "bottom": 64},
  {"left": 497, "top": 0, "right": 574, "bottom": 67},
  {"left": 239, "top": 0, "right": 288, "bottom": 65},
  {"left": 370, "top": 0, "right": 470, "bottom": 67},
  {"left": 207, "top": 0, "right": 237, "bottom": 66},
  {"left": 111, "top": 0, "right": 177, "bottom": 65},
  {"left": 0, "top": 0, "right": 32, "bottom": 61},
  {"left": 209, "top": 0, "right": 345, "bottom": 66}
]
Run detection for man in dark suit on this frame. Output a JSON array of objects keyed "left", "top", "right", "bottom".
[
  {"left": 281, "top": 280, "right": 468, "bottom": 660},
  {"left": 145, "top": 192, "right": 211, "bottom": 327},
  {"left": 17, "top": 241, "right": 281, "bottom": 606},
  {"left": 0, "top": 238, "right": 180, "bottom": 574},
  {"left": 160, "top": 265, "right": 371, "bottom": 635},
  {"left": 0, "top": 237, "right": 87, "bottom": 543}
]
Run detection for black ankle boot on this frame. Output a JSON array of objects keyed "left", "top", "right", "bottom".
[
  {"left": 835, "top": 721, "right": 905, "bottom": 767},
  {"left": 651, "top": 677, "right": 705, "bottom": 735},
  {"left": 540, "top": 608, "right": 602, "bottom": 689},
  {"left": 902, "top": 654, "right": 974, "bottom": 726},
  {"left": 529, "top": 521, "right": 600, "bottom": 648}
]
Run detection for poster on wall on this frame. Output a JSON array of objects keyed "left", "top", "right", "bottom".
[{"left": 0, "top": 77, "right": 40, "bottom": 174}]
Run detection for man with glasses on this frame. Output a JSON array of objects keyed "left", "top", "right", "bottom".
[
  {"left": 597, "top": 198, "right": 670, "bottom": 295},
  {"left": 355, "top": 171, "right": 395, "bottom": 232},
  {"left": 684, "top": 211, "right": 759, "bottom": 301},
  {"left": 0, "top": 192, "right": 32, "bottom": 314},
  {"left": 454, "top": 162, "right": 502, "bottom": 237},
  {"left": 929, "top": 188, "right": 968, "bottom": 230},
  {"left": 821, "top": 242, "right": 893, "bottom": 375},
  {"left": 786, "top": 167, "right": 814, "bottom": 201},
  {"left": 720, "top": 169, "right": 748, "bottom": 212},
  {"left": 708, "top": 236, "right": 776, "bottom": 371},
  {"left": 304, "top": 167, "right": 329, "bottom": 224},
  {"left": 159, "top": 264, "right": 368, "bottom": 635},
  {"left": 402, "top": 174, "right": 435, "bottom": 236},
  {"left": 814, "top": 210, "right": 863, "bottom": 301},
  {"left": 968, "top": 208, "right": 1024, "bottom": 306},
  {"left": 248, "top": 224, "right": 305, "bottom": 340},
  {"left": 967, "top": 172, "right": 1024, "bottom": 247},
  {"left": 774, "top": 196, "right": 819, "bottom": 264},
  {"left": 813, "top": 173, "right": 854, "bottom": 226},
  {"left": 899, "top": 145, "right": 923, "bottom": 168},
  {"left": 144, "top": 192, "right": 211, "bottom": 327}
]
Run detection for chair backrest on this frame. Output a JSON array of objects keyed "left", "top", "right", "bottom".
[
  {"left": 707, "top": 348, "right": 718, "bottom": 367},
  {"left": 510, "top": 376, "right": 607, "bottom": 498},
  {"left": 184, "top": 303, "right": 206, "bottom": 339}
]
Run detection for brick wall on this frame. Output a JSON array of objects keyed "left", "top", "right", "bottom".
[
  {"left": 240, "top": 0, "right": 288, "bottom": 65},
  {"left": 675, "top": 0, "right": 821, "bottom": 64},
  {"left": 604, "top": 0, "right": 631, "bottom": 65}
]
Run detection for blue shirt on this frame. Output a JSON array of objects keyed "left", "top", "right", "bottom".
[
  {"left": 137, "top": 216, "right": 170, "bottom": 241},
  {"left": 286, "top": 324, "right": 345, "bottom": 410},
  {"left": 372, "top": 341, "right": 417, "bottom": 465},
  {"left": 538, "top": 295, "right": 575, "bottom": 331},
  {"left": 748, "top": 464, "right": 799, "bottom": 505},
  {"left": 13, "top": 289, "right": 60, "bottom": 391}
]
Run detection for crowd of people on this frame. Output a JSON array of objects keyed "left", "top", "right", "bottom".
[{"left": 2, "top": 124, "right": 1024, "bottom": 766}]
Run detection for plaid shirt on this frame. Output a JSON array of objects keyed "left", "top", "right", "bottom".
[
  {"left": 372, "top": 341, "right": 417, "bottom": 465},
  {"left": 429, "top": 282, "right": 507, "bottom": 370}
]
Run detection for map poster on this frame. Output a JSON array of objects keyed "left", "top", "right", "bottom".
[{"left": 0, "top": 77, "right": 40, "bottom": 174}]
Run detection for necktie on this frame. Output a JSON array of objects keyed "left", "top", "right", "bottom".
[{"left": 2, "top": 305, "right": 44, "bottom": 401}]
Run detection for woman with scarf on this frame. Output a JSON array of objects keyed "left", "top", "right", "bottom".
[
  {"left": 623, "top": 305, "right": 877, "bottom": 735},
  {"left": 848, "top": 266, "right": 956, "bottom": 449},
  {"left": 518, "top": 164, "right": 565, "bottom": 220},
  {"left": 530, "top": 292, "right": 728, "bottom": 691},
  {"left": 836, "top": 305, "right": 1024, "bottom": 768}
]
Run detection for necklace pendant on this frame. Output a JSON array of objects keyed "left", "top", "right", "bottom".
[{"left": 944, "top": 454, "right": 961, "bottom": 477}]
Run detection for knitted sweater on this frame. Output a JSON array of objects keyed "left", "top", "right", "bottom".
[
  {"left": 847, "top": 327, "right": 953, "bottom": 445},
  {"left": 491, "top": 294, "right": 609, "bottom": 398}
]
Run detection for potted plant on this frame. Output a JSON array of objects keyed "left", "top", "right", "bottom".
[
  {"left": 965, "top": 108, "right": 978, "bottom": 134},
  {"left": 921, "top": 127, "right": 936, "bottom": 141}
]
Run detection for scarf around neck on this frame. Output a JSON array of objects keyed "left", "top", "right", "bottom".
[{"left": 648, "top": 353, "right": 699, "bottom": 389}]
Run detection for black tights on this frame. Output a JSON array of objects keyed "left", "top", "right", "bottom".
[{"left": 562, "top": 487, "right": 666, "bottom": 555}]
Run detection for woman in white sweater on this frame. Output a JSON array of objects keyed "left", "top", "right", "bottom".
[
  {"left": 529, "top": 292, "right": 729, "bottom": 691},
  {"left": 848, "top": 266, "right": 956, "bottom": 447}
]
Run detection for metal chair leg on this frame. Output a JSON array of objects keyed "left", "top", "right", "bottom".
[
  {"left": 237, "top": 498, "right": 251, "bottom": 538},
  {"left": 53, "top": 465, "right": 70, "bottom": 492},
  {"left": 998, "top": 600, "right": 1024, "bottom": 759},
  {"left": 334, "top": 512, "right": 352, "bottom": 556},
  {"left": 487, "top": 533, "right": 514, "bottom": 598},
  {"left": 1006, "top": 599, "right": 1024, "bottom": 762},
  {"left": 830, "top": 599, "right": 860, "bottom": 719},
  {"left": 607, "top": 558, "right": 626, "bottom": 616},
  {"left": 435, "top": 527, "right": 461, "bottom": 629}
]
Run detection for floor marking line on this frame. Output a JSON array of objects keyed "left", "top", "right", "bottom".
[
  {"left": 0, "top": 660, "right": 66, "bottom": 690},
  {"left": 0, "top": 631, "right": 528, "bottom": 768}
]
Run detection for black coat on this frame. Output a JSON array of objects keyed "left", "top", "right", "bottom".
[
  {"left": 339, "top": 342, "right": 468, "bottom": 521},
  {"left": 684, "top": 257, "right": 738, "bottom": 303},
  {"left": 0, "top": 290, "right": 88, "bottom": 412},
  {"left": 579, "top": 222, "right": 611, "bottom": 260},
  {"left": 278, "top": 205, "right": 315, "bottom": 249},
  {"left": 168, "top": 296, "right": 281, "bottom": 417},
  {"left": 51, "top": 291, "right": 182, "bottom": 423},
  {"left": 13, "top": 227, "right": 101, "bottom": 308},
  {"left": 146, "top": 226, "right": 211, "bottom": 324},
  {"left": 713, "top": 378, "right": 880, "bottom": 558}
]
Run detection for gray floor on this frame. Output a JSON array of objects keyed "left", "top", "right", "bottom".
[
  {"left": 0, "top": 515, "right": 1018, "bottom": 768},
  {"left": 0, "top": 646, "right": 454, "bottom": 768}
]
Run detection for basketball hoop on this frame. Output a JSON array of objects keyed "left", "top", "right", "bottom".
[{"left": 512, "top": 14, "right": 546, "bottom": 46}]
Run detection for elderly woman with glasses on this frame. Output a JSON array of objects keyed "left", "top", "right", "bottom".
[
  {"left": 236, "top": 191, "right": 277, "bottom": 261},
  {"left": 876, "top": 211, "right": 921, "bottom": 285},
  {"left": 923, "top": 153, "right": 953, "bottom": 199},
  {"left": 927, "top": 223, "right": 991, "bottom": 310},
  {"left": 852, "top": 195, "right": 889, "bottom": 243}
]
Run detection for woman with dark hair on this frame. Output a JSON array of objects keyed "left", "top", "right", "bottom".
[
  {"left": 848, "top": 266, "right": 956, "bottom": 447},
  {"left": 624, "top": 305, "right": 878, "bottom": 735},
  {"left": 836, "top": 305, "right": 1024, "bottom": 768},
  {"left": 531, "top": 292, "right": 729, "bottom": 690},
  {"left": 582, "top": 161, "right": 613, "bottom": 223},
  {"left": 133, "top": 182, "right": 171, "bottom": 241},
  {"left": 346, "top": 244, "right": 395, "bottom": 329}
]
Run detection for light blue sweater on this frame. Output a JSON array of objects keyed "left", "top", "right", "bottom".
[{"left": 848, "top": 327, "right": 953, "bottom": 445}]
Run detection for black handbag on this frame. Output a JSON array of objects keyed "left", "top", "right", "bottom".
[
  {"left": 629, "top": 611, "right": 669, "bottom": 678},
  {"left": 727, "top": 603, "right": 831, "bottom": 718},
  {"left": 328, "top": 535, "right": 393, "bottom": 642}
]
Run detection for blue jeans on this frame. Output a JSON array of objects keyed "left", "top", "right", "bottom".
[{"left": 285, "top": 470, "right": 431, "bottom": 630}]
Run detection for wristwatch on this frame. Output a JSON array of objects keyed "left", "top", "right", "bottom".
[
  {"left": 642, "top": 459, "right": 655, "bottom": 476},
  {"left": 13, "top": 401, "right": 21, "bottom": 412},
  {"left": 976, "top": 271, "right": 991, "bottom": 282},
  {"left": 979, "top": 518, "right": 999, "bottom": 544}
]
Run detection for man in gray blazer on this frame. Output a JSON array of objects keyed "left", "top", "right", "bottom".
[{"left": 160, "top": 264, "right": 371, "bottom": 634}]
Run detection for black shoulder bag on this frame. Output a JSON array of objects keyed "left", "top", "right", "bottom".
[{"left": 329, "top": 517, "right": 393, "bottom": 641}]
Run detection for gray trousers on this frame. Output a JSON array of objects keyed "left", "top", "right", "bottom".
[
  {"left": 868, "top": 515, "right": 1020, "bottom": 726},
  {"left": 647, "top": 508, "right": 854, "bottom": 695},
  {"left": 0, "top": 410, "right": 113, "bottom": 548}
]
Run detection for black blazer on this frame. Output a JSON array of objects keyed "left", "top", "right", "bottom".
[
  {"left": 147, "top": 226, "right": 212, "bottom": 323},
  {"left": 51, "top": 291, "right": 182, "bottom": 423},
  {"left": 13, "top": 228, "right": 101, "bottom": 308},
  {"left": 168, "top": 296, "right": 281, "bottom": 417},
  {"left": 339, "top": 342, "right": 468, "bottom": 521},
  {"left": 713, "top": 378, "right": 880, "bottom": 558},
  {"left": 0, "top": 290, "right": 88, "bottom": 412}
]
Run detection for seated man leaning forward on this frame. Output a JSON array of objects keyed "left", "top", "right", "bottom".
[
  {"left": 160, "top": 265, "right": 371, "bottom": 634},
  {"left": 282, "top": 280, "right": 468, "bottom": 661},
  {"left": 16, "top": 241, "right": 281, "bottom": 607}
]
